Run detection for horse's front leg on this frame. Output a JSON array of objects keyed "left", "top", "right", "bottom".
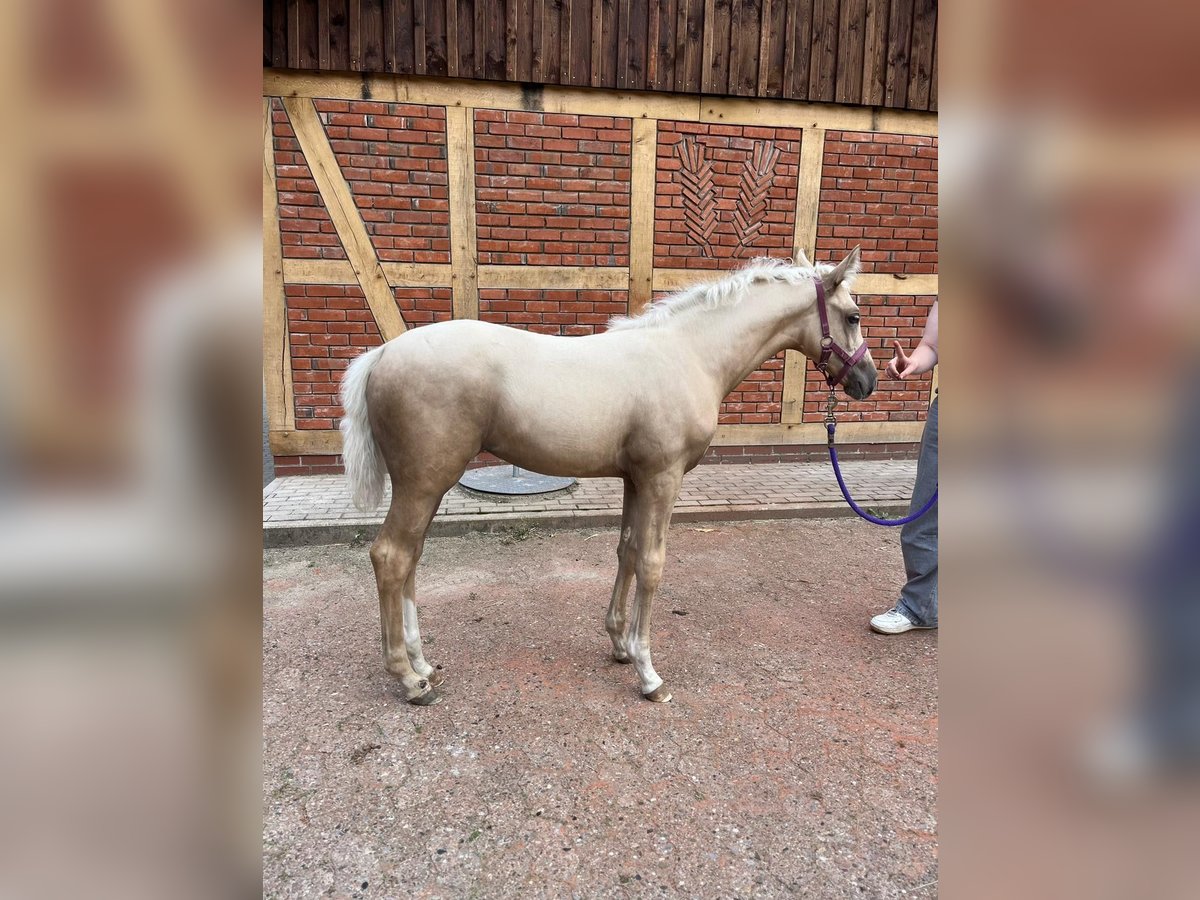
[
  {"left": 626, "top": 469, "right": 683, "bottom": 703},
  {"left": 605, "top": 478, "right": 637, "bottom": 663}
]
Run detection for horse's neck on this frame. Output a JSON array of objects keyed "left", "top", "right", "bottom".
[{"left": 672, "top": 282, "right": 810, "bottom": 399}]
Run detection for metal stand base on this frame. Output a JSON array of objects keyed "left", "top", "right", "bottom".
[{"left": 457, "top": 465, "right": 576, "bottom": 496}]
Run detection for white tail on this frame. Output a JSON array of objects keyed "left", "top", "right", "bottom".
[{"left": 340, "top": 344, "right": 387, "bottom": 511}]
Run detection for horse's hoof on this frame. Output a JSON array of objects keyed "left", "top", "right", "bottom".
[
  {"left": 643, "top": 685, "right": 673, "bottom": 703},
  {"left": 425, "top": 668, "right": 446, "bottom": 688},
  {"left": 408, "top": 687, "right": 442, "bottom": 706},
  {"left": 612, "top": 652, "right": 631, "bottom": 664}
]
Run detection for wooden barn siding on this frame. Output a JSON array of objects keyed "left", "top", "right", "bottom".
[{"left": 264, "top": 0, "right": 937, "bottom": 112}]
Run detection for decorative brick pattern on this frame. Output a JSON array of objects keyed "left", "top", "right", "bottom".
[
  {"left": 815, "top": 131, "right": 937, "bottom": 275},
  {"left": 271, "top": 99, "right": 345, "bottom": 260},
  {"left": 802, "top": 294, "right": 936, "bottom": 422},
  {"left": 312, "top": 98, "right": 450, "bottom": 263},
  {"left": 479, "top": 289, "right": 628, "bottom": 335},
  {"left": 654, "top": 123, "right": 802, "bottom": 269},
  {"left": 285, "top": 283, "right": 452, "bottom": 428},
  {"left": 474, "top": 111, "right": 632, "bottom": 266}
]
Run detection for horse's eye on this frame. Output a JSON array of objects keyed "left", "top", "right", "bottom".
[{"left": 847, "top": 314, "right": 861, "bottom": 326}]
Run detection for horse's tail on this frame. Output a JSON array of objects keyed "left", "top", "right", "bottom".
[{"left": 339, "top": 344, "right": 388, "bottom": 511}]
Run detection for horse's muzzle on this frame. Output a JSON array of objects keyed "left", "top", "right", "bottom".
[{"left": 843, "top": 360, "right": 878, "bottom": 401}]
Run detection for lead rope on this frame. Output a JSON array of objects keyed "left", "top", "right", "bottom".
[{"left": 821, "top": 378, "right": 938, "bottom": 527}]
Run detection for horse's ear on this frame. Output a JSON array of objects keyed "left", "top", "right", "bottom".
[
  {"left": 794, "top": 249, "right": 812, "bottom": 268},
  {"left": 822, "top": 246, "right": 861, "bottom": 292}
]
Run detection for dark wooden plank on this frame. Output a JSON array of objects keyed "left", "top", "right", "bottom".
[
  {"left": 391, "top": 0, "right": 413, "bottom": 74},
  {"left": 542, "top": 0, "right": 561, "bottom": 84},
  {"left": 560, "top": 0, "right": 573, "bottom": 83},
  {"left": 270, "top": 0, "right": 289, "bottom": 67},
  {"left": 531, "top": 0, "right": 545, "bottom": 80},
  {"left": 463, "top": 0, "right": 475, "bottom": 77},
  {"left": 755, "top": 0, "right": 771, "bottom": 95},
  {"left": 807, "top": 0, "right": 839, "bottom": 102},
  {"left": 835, "top": 0, "right": 865, "bottom": 104},
  {"left": 486, "top": 0, "right": 506, "bottom": 77},
  {"left": 515, "top": 0, "right": 533, "bottom": 81},
  {"left": 425, "top": 0, "right": 448, "bottom": 75},
  {"left": 784, "top": 0, "right": 813, "bottom": 101},
  {"left": 678, "top": 0, "right": 704, "bottom": 92},
  {"left": 673, "top": 0, "right": 688, "bottom": 89},
  {"left": 860, "top": 0, "right": 888, "bottom": 106},
  {"left": 319, "top": 0, "right": 330, "bottom": 68},
  {"left": 616, "top": 0, "right": 630, "bottom": 88},
  {"left": 346, "top": 0, "right": 359, "bottom": 69},
  {"left": 298, "top": 0, "right": 320, "bottom": 69},
  {"left": 590, "top": 0, "right": 604, "bottom": 86},
  {"left": 704, "top": 0, "right": 731, "bottom": 94},
  {"left": 505, "top": 0, "right": 519, "bottom": 80},
  {"left": 328, "top": 0, "right": 351, "bottom": 69},
  {"left": 645, "top": 0, "right": 661, "bottom": 88},
  {"left": 928, "top": 23, "right": 937, "bottom": 109},
  {"left": 906, "top": 0, "right": 935, "bottom": 110},
  {"left": 570, "top": 0, "right": 592, "bottom": 86},
  {"left": 728, "top": 0, "right": 762, "bottom": 95},
  {"left": 760, "top": 0, "right": 787, "bottom": 96},
  {"left": 413, "top": 0, "right": 427, "bottom": 74},
  {"left": 288, "top": 0, "right": 301, "bottom": 68},
  {"left": 627, "top": 0, "right": 649, "bottom": 90},
  {"left": 263, "top": 1, "right": 271, "bottom": 66},
  {"left": 884, "top": 0, "right": 913, "bottom": 108},
  {"left": 446, "top": 0, "right": 459, "bottom": 76},
  {"left": 654, "top": 0, "right": 677, "bottom": 91},
  {"left": 367, "top": 0, "right": 391, "bottom": 73},
  {"left": 604, "top": 0, "right": 622, "bottom": 87}
]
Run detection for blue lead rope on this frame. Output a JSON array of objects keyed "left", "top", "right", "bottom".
[{"left": 826, "top": 421, "right": 938, "bottom": 527}]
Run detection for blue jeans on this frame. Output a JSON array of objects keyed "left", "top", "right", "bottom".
[{"left": 898, "top": 396, "right": 938, "bottom": 627}]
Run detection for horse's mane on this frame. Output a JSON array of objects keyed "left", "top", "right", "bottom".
[{"left": 607, "top": 257, "right": 838, "bottom": 332}]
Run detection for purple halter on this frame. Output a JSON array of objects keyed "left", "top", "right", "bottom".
[{"left": 813, "top": 277, "right": 868, "bottom": 388}]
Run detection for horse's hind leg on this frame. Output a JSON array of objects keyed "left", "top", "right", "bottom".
[
  {"left": 402, "top": 560, "right": 441, "bottom": 686},
  {"left": 605, "top": 478, "right": 637, "bottom": 662},
  {"left": 370, "top": 486, "right": 444, "bottom": 705}
]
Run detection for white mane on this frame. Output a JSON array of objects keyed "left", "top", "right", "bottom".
[{"left": 607, "top": 257, "right": 846, "bottom": 331}]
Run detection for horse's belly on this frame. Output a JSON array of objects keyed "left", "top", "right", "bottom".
[{"left": 484, "top": 404, "right": 627, "bottom": 478}]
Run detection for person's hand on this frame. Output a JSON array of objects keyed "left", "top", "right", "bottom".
[{"left": 886, "top": 340, "right": 917, "bottom": 379}]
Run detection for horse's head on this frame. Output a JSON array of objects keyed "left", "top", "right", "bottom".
[{"left": 797, "top": 247, "right": 877, "bottom": 401}]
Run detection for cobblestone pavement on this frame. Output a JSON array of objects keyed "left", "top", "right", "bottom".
[{"left": 263, "top": 459, "right": 920, "bottom": 546}]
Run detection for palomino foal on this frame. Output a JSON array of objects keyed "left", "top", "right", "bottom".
[{"left": 340, "top": 248, "right": 876, "bottom": 704}]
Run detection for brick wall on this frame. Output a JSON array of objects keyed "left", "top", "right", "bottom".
[
  {"left": 815, "top": 131, "right": 937, "bottom": 274},
  {"left": 479, "top": 290, "right": 629, "bottom": 335},
  {"left": 474, "top": 111, "right": 631, "bottom": 266},
  {"left": 285, "top": 284, "right": 451, "bottom": 430},
  {"left": 654, "top": 122, "right": 802, "bottom": 268},
  {"left": 271, "top": 99, "right": 345, "bottom": 260},
  {"left": 268, "top": 97, "right": 937, "bottom": 480},
  {"left": 272, "top": 99, "right": 450, "bottom": 262}
]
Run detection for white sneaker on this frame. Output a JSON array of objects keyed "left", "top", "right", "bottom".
[{"left": 870, "top": 606, "right": 935, "bottom": 634}]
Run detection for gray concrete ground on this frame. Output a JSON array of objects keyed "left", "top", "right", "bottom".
[
  {"left": 263, "top": 396, "right": 275, "bottom": 486},
  {"left": 264, "top": 518, "right": 938, "bottom": 898},
  {"left": 264, "top": 459, "right": 918, "bottom": 547}
]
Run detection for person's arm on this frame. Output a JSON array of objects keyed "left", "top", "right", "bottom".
[{"left": 886, "top": 301, "right": 938, "bottom": 379}]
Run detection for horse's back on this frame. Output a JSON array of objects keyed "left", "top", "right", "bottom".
[{"left": 364, "top": 320, "right": 711, "bottom": 478}]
